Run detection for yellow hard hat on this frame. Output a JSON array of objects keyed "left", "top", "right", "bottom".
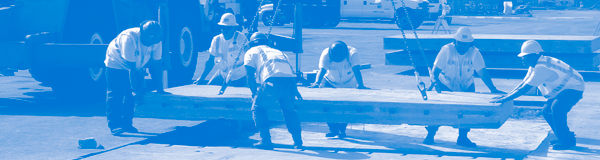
[
  {"left": 454, "top": 27, "right": 474, "bottom": 42},
  {"left": 518, "top": 40, "right": 543, "bottom": 57},
  {"left": 218, "top": 13, "right": 238, "bottom": 26}
]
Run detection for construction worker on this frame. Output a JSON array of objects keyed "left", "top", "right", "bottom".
[
  {"left": 309, "top": 41, "right": 369, "bottom": 139},
  {"left": 244, "top": 32, "right": 303, "bottom": 150},
  {"left": 491, "top": 40, "right": 585, "bottom": 150},
  {"left": 426, "top": 27, "right": 504, "bottom": 147},
  {"left": 104, "top": 20, "right": 166, "bottom": 135},
  {"left": 195, "top": 13, "right": 249, "bottom": 87}
]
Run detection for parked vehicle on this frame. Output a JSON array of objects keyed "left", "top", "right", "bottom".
[
  {"left": 0, "top": 0, "right": 244, "bottom": 100},
  {"left": 259, "top": 0, "right": 449, "bottom": 29}
]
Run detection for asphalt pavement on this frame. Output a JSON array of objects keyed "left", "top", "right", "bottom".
[{"left": 2, "top": 9, "right": 600, "bottom": 160}]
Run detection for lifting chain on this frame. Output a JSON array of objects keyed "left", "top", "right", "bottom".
[
  {"left": 390, "top": 0, "right": 432, "bottom": 100},
  {"left": 220, "top": 0, "right": 284, "bottom": 94}
]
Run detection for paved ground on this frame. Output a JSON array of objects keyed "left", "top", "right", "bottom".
[{"left": 2, "top": 10, "right": 600, "bottom": 159}]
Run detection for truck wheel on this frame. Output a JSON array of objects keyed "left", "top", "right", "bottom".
[
  {"left": 323, "top": 15, "right": 340, "bottom": 28},
  {"left": 169, "top": 11, "right": 199, "bottom": 87},
  {"left": 395, "top": 8, "right": 423, "bottom": 30},
  {"left": 302, "top": 12, "right": 317, "bottom": 28}
]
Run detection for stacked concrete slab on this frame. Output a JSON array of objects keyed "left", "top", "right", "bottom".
[{"left": 384, "top": 34, "right": 600, "bottom": 71}]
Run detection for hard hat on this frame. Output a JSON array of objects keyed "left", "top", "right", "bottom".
[
  {"left": 250, "top": 32, "right": 269, "bottom": 42},
  {"left": 218, "top": 13, "right": 239, "bottom": 26},
  {"left": 518, "top": 40, "right": 543, "bottom": 57},
  {"left": 454, "top": 27, "right": 474, "bottom": 42}
]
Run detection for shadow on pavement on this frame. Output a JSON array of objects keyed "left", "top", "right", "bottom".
[
  {"left": 126, "top": 120, "right": 531, "bottom": 160},
  {"left": 299, "top": 125, "right": 530, "bottom": 160},
  {"left": 529, "top": 132, "right": 600, "bottom": 158},
  {"left": 0, "top": 91, "right": 105, "bottom": 117}
]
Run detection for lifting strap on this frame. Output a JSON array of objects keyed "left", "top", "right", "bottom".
[{"left": 390, "top": 0, "right": 432, "bottom": 100}]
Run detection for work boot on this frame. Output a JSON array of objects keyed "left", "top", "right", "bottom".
[
  {"left": 122, "top": 125, "right": 139, "bottom": 133},
  {"left": 457, "top": 137, "right": 477, "bottom": 147},
  {"left": 111, "top": 128, "right": 125, "bottom": 136},
  {"left": 253, "top": 141, "right": 274, "bottom": 150},
  {"left": 293, "top": 135, "right": 303, "bottom": 149},
  {"left": 338, "top": 131, "right": 347, "bottom": 139},
  {"left": 325, "top": 132, "right": 339, "bottom": 137},
  {"left": 423, "top": 136, "right": 435, "bottom": 145}
]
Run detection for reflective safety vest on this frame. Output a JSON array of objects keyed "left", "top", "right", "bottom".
[
  {"left": 254, "top": 46, "right": 295, "bottom": 84},
  {"left": 534, "top": 56, "right": 585, "bottom": 99},
  {"left": 213, "top": 32, "right": 246, "bottom": 81},
  {"left": 439, "top": 44, "right": 479, "bottom": 91}
]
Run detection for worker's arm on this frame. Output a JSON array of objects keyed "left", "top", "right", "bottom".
[
  {"left": 196, "top": 55, "right": 216, "bottom": 85},
  {"left": 149, "top": 59, "right": 169, "bottom": 94},
  {"left": 352, "top": 65, "right": 369, "bottom": 89},
  {"left": 245, "top": 65, "right": 258, "bottom": 98},
  {"left": 126, "top": 61, "right": 145, "bottom": 103},
  {"left": 490, "top": 84, "right": 534, "bottom": 103},
  {"left": 477, "top": 68, "right": 505, "bottom": 94},
  {"left": 428, "top": 67, "right": 443, "bottom": 92},
  {"left": 309, "top": 68, "right": 327, "bottom": 88}
]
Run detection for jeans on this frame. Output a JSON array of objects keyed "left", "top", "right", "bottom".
[
  {"left": 252, "top": 77, "right": 302, "bottom": 142},
  {"left": 543, "top": 89, "right": 583, "bottom": 144},
  {"left": 427, "top": 82, "right": 475, "bottom": 138},
  {"left": 105, "top": 68, "right": 136, "bottom": 129}
]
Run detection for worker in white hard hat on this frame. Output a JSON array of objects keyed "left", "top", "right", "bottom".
[
  {"left": 104, "top": 20, "right": 167, "bottom": 135},
  {"left": 195, "top": 13, "right": 249, "bottom": 87},
  {"left": 425, "top": 27, "right": 505, "bottom": 147},
  {"left": 309, "top": 41, "right": 369, "bottom": 139},
  {"left": 244, "top": 32, "right": 303, "bottom": 150},
  {"left": 492, "top": 40, "right": 584, "bottom": 150}
]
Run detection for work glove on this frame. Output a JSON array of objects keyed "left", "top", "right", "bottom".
[
  {"left": 490, "top": 88, "right": 507, "bottom": 94},
  {"left": 308, "top": 83, "right": 320, "bottom": 88},
  {"left": 490, "top": 97, "right": 510, "bottom": 104}
]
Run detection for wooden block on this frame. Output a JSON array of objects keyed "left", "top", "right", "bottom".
[
  {"left": 384, "top": 34, "right": 600, "bottom": 54},
  {"left": 137, "top": 85, "right": 515, "bottom": 129}
]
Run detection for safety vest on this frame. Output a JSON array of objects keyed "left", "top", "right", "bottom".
[
  {"left": 213, "top": 32, "right": 246, "bottom": 81},
  {"left": 534, "top": 56, "right": 584, "bottom": 99},
  {"left": 439, "top": 44, "right": 479, "bottom": 91},
  {"left": 254, "top": 46, "right": 295, "bottom": 84}
]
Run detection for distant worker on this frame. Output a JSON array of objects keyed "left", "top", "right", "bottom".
[
  {"left": 492, "top": 40, "right": 584, "bottom": 150},
  {"left": 244, "top": 32, "right": 303, "bottom": 150},
  {"left": 194, "top": 13, "right": 249, "bottom": 87},
  {"left": 104, "top": 20, "right": 167, "bottom": 135},
  {"left": 310, "top": 41, "right": 369, "bottom": 139},
  {"left": 426, "top": 27, "right": 505, "bottom": 147}
]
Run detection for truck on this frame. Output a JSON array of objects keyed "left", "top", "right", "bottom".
[
  {"left": 258, "top": 0, "right": 450, "bottom": 29},
  {"left": 0, "top": 0, "right": 249, "bottom": 100}
]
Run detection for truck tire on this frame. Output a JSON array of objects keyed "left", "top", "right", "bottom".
[
  {"left": 322, "top": 14, "right": 340, "bottom": 28},
  {"left": 395, "top": 8, "right": 423, "bottom": 30},
  {"left": 168, "top": 6, "right": 199, "bottom": 87}
]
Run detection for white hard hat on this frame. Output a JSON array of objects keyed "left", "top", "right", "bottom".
[
  {"left": 454, "top": 27, "right": 474, "bottom": 42},
  {"left": 518, "top": 40, "right": 543, "bottom": 57},
  {"left": 218, "top": 13, "right": 238, "bottom": 26}
]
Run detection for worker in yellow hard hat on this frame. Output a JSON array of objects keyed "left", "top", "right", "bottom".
[
  {"left": 195, "top": 13, "right": 249, "bottom": 86},
  {"left": 426, "top": 27, "right": 505, "bottom": 147},
  {"left": 492, "top": 40, "right": 585, "bottom": 150}
]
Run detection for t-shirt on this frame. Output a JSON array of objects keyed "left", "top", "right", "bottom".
[
  {"left": 209, "top": 31, "right": 248, "bottom": 81},
  {"left": 105, "top": 28, "right": 162, "bottom": 70},
  {"left": 244, "top": 45, "right": 295, "bottom": 83},
  {"left": 319, "top": 46, "right": 360, "bottom": 88}
]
